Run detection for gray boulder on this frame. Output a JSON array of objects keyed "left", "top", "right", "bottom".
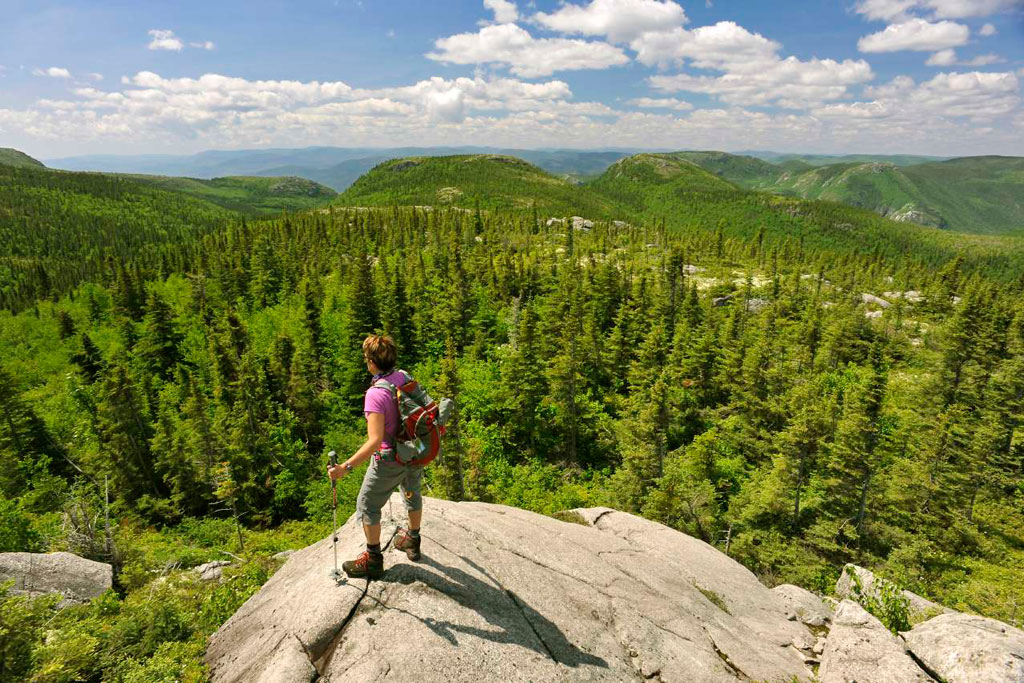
[
  {"left": 818, "top": 600, "right": 931, "bottom": 682},
  {"left": 746, "top": 298, "right": 769, "bottom": 313},
  {"left": 0, "top": 551, "right": 112, "bottom": 605},
  {"left": 903, "top": 612, "right": 1024, "bottom": 682},
  {"left": 835, "top": 564, "right": 951, "bottom": 624},
  {"left": 570, "top": 216, "right": 593, "bottom": 231},
  {"left": 195, "top": 560, "right": 232, "bottom": 582},
  {"left": 861, "top": 293, "right": 892, "bottom": 308},
  {"left": 772, "top": 584, "right": 832, "bottom": 627},
  {"left": 207, "top": 495, "right": 814, "bottom": 682}
]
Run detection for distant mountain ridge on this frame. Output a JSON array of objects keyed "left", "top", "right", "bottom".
[
  {"left": 45, "top": 147, "right": 636, "bottom": 191},
  {"left": 674, "top": 151, "right": 1024, "bottom": 235},
  {"left": 741, "top": 151, "right": 949, "bottom": 167},
  {"left": 48, "top": 146, "right": 1022, "bottom": 234}
]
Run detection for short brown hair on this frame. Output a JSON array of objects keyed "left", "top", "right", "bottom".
[{"left": 362, "top": 334, "right": 397, "bottom": 372}]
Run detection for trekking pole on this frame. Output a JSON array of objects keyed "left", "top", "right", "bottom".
[{"left": 328, "top": 451, "right": 345, "bottom": 583}]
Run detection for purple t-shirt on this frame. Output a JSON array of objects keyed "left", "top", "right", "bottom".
[{"left": 364, "top": 370, "right": 404, "bottom": 450}]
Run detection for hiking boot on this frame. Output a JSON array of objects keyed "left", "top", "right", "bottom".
[
  {"left": 342, "top": 550, "right": 384, "bottom": 579},
  {"left": 393, "top": 527, "right": 422, "bottom": 561}
]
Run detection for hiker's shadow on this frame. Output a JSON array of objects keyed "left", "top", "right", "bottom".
[{"left": 372, "top": 546, "right": 608, "bottom": 670}]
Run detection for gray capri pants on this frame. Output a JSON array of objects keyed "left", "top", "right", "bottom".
[{"left": 355, "top": 452, "right": 424, "bottom": 526}]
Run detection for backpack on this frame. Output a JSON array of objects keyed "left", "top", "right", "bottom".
[{"left": 372, "top": 370, "right": 454, "bottom": 466}]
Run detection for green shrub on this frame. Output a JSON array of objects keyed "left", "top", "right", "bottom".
[
  {"left": 0, "top": 582, "right": 59, "bottom": 681},
  {"left": 120, "top": 638, "right": 208, "bottom": 683},
  {"left": 30, "top": 618, "right": 101, "bottom": 682},
  {"left": 0, "top": 498, "right": 42, "bottom": 552},
  {"left": 846, "top": 566, "right": 911, "bottom": 633},
  {"left": 197, "top": 561, "right": 270, "bottom": 633}
]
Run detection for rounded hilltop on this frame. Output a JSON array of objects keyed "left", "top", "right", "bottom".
[
  {"left": 0, "top": 148, "right": 46, "bottom": 169},
  {"left": 596, "top": 153, "right": 740, "bottom": 190},
  {"left": 335, "top": 153, "right": 622, "bottom": 217}
]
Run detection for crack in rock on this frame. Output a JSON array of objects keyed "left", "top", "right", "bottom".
[
  {"left": 591, "top": 509, "right": 616, "bottom": 527},
  {"left": 505, "top": 587, "right": 559, "bottom": 664},
  {"left": 313, "top": 525, "right": 399, "bottom": 675},
  {"left": 425, "top": 520, "right": 564, "bottom": 667},
  {"left": 702, "top": 624, "right": 752, "bottom": 682},
  {"left": 903, "top": 645, "right": 945, "bottom": 683}
]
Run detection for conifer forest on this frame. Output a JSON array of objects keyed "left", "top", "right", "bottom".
[{"left": 1, "top": 154, "right": 1023, "bottom": 680}]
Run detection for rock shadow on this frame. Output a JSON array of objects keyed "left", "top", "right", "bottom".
[{"left": 371, "top": 551, "right": 608, "bottom": 670}]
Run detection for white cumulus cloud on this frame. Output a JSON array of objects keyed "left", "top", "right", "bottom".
[
  {"left": 532, "top": 0, "right": 687, "bottom": 43},
  {"left": 32, "top": 66, "right": 72, "bottom": 78},
  {"left": 979, "top": 22, "right": 997, "bottom": 35},
  {"left": 427, "top": 23, "right": 628, "bottom": 77},
  {"left": 926, "top": 48, "right": 1005, "bottom": 65},
  {"left": 2, "top": 70, "right": 595, "bottom": 144},
  {"left": 148, "top": 29, "right": 184, "bottom": 51},
  {"left": 649, "top": 57, "right": 874, "bottom": 108},
  {"left": 630, "top": 21, "right": 779, "bottom": 69},
  {"left": 924, "top": 0, "right": 1020, "bottom": 18},
  {"left": 854, "top": 0, "right": 920, "bottom": 21},
  {"left": 821, "top": 70, "right": 1019, "bottom": 123},
  {"left": 628, "top": 96, "right": 693, "bottom": 110},
  {"left": 856, "top": 0, "right": 1020, "bottom": 19},
  {"left": 926, "top": 48, "right": 958, "bottom": 64},
  {"left": 858, "top": 18, "right": 969, "bottom": 52},
  {"left": 961, "top": 53, "right": 1004, "bottom": 65},
  {"left": 189, "top": 41, "right": 216, "bottom": 50},
  {"left": 637, "top": 21, "right": 872, "bottom": 109},
  {"left": 483, "top": 0, "right": 519, "bottom": 24}
]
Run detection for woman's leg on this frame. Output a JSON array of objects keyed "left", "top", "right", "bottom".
[
  {"left": 400, "top": 466, "right": 424, "bottom": 528},
  {"left": 407, "top": 508, "right": 422, "bottom": 532}
]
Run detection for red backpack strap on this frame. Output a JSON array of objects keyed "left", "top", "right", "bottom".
[{"left": 407, "top": 428, "right": 441, "bottom": 467}]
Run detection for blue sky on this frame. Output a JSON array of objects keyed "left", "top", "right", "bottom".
[{"left": 1, "top": 0, "right": 1022, "bottom": 157}]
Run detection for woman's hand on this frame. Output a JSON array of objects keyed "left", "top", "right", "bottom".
[{"left": 327, "top": 463, "right": 348, "bottom": 481}]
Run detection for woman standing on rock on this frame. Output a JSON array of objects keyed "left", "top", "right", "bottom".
[{"left": 327, "top": 334, "right": 422, "bottom": 578}]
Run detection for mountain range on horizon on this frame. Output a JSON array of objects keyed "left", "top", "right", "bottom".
[
  {"left": 36, "top": 145, "right": 1023, "bottom": 235},
  {"left": 44, "top": 145, "right": 952, "bottom": 187}
]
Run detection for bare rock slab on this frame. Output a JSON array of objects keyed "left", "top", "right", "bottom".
[
  {"left": 903, "top": 612, "right": 1024, "bottom": 682},
  {"left": 819, "top": 600, "right": 931, "bottom": 683},
  {"left": 207, "top": 496, "right": 814, "bottom": 682},
  {"left": 0, "top": 551, "right": 112, "bottom": 605},
  {"left": 772, "top": 584, "right": 833, "bottom": 627},
  {"left": 836, "top": 563, "right": 951, "bottom": 623}
]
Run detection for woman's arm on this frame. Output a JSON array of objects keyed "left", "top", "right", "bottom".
[{"left": 328, "top": 412, "right": 384, "bottom": 480}]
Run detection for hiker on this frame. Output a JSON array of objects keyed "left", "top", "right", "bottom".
[{"left": 327, "top": 334, "right": 422, "bottom": 579}]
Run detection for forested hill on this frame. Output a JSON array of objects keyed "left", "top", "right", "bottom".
[
  {"left": 332, "top": 152, "right": 1024, "bottom": 281},
  {"left": 676, "top": 151, "right": 1024, "bottom": 235},
  {"left": 335, "top": 154, "right": 623, "bottom": 217},
  {"left": 590, "top": 153, "right": 1024, "bottom": 282},
  {"left": 0, "top": 147, "right": 46, "bottom": 168},
  {"left": 123, "top": 174, "right": 336, "bottom": 215},
  {"left": 0, "top": 163, "right": 235, "bottom": 311}
]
